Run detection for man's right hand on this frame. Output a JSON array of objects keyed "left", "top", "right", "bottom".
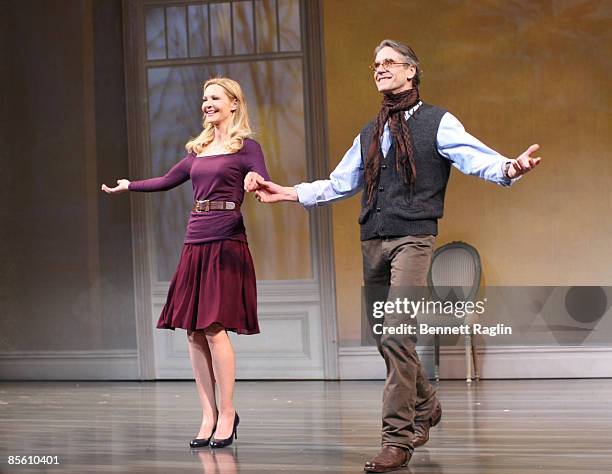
[{"left": 252, "top": 176, "right": 298, "bottom": 203}]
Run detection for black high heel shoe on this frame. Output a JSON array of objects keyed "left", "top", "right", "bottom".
[
  {"left": 189, "top": 424, "right": 217, "bottom": 448},
  {"left": 210, "top": 413, "right": 239, "bottom": 449}
]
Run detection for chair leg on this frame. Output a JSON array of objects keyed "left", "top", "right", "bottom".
[
  {"left": 434, "top": 334, "right": 440, "bottom": 382},
  {"left": 465, "top": 331, "right": 473, "bottom": 383},
  {"left": 471, "top": 335, "right": 480, "bottom": 381}
]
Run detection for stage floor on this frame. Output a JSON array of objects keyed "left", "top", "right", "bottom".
[{"left": 1, "top": 379, "right": 611, "bottom": 473}]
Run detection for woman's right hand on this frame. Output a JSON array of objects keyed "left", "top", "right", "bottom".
[{"left": 101, "top": 179, "right": 130, "bottom": 194}]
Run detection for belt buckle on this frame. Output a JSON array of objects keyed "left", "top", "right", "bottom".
[{"left": 195, "top": 200, "right": 210, "bottom": 212}]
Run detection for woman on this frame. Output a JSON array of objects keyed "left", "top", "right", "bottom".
[{"left": 102, "top": 77, "right": 269, "bottom": 449}]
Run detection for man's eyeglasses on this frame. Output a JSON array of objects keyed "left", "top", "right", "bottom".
[{"left": 369, "top": 59, "right": 412, "bottom": 71}]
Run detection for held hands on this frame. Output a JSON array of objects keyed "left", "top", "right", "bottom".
[
  {"left": 101, "top": 179, "right": 130, "bottom": 194},
  {"left": 244, "top": 171, "right": 264, "bottom": 192},
  {"left": 245, "top": 174, "right": 297, "bottom": 203},
  {"left": 507, "top": 144, "right": 542, "bottom": 179}
]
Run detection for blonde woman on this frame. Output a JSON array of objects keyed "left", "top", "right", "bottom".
[{"left": 102, "top": 77, "right": 269, "bottom": 449}]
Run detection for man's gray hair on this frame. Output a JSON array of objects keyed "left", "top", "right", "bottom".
[{"left": 374, "top": 39, "right": 421, "bottom": 87}]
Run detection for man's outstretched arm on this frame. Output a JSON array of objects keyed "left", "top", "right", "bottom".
[
  {"left": 251, "top": 135, "right": 365, "bottom": 207},
  {"left": 437, "top": 112, "right": 541, "bottom": 185},
  {"left": 252, "top": 178, "right": 299, "bottom": 203}
]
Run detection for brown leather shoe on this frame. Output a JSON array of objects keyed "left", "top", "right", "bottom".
[
  {"left": 413, "top": 400, "right": 442, "bottom": 448},
  {"left": 364, "top": 445, "right": 411, "bottom": 472}
]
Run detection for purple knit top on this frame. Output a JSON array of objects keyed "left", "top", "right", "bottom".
[{"left": 128, "top": 138, "right": 270, "bottom": 244}]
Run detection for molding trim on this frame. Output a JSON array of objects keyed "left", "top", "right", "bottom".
[
  {"left": 301, "top": 0, "right": 339, "bottom": 379},
  {"left": 338, "top": 345, "right": 612, "bottom": 380},
  {"left": 122, "top": 0, "right": 156, "bottom": 380},
  {"left": 155, "top": 365, "right": 327, "bottom": 380},
  {"left": 152, "top": 282, "right": 327, "bottom": 379},
  {"left": 0, "top": 350, "right": 139, "bottom": 380},
  {"left": 153, "top": 279, "right": 321, "bottom": 302}
]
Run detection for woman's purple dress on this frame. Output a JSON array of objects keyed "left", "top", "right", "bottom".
[{"left": 129, "top": 138, "right": 270, "bottom": 334}]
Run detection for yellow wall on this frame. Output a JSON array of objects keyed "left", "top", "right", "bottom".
[{"left": 322, "top": 0, "right": 612, "bottom": 345}]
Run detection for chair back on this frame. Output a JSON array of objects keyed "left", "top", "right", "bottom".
[{"left": 428, "top": 241, "right": 481, "bottom": 303}]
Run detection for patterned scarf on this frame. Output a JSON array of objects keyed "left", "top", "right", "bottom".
[{"left": 365, "top": 88, "right": 419, "bottom": 204}]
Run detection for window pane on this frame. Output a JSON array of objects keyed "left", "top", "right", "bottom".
[
  {"left": 278, "top": 0, "right": 301, "bottom": 52},
  {"left": 210, "top": 2, "right": 232, "bottom": 56},
  {"left": 255, "top": 0, "right": 278, "bottom": 53},
  {"left": 187, "top": 4, "right": 210, "bottom": 57},
  {"left": 166, "top": 6, "right": 188, "bottom": 59},
  {"left": 145, "top": 7, "right": 166, "bottom": 60},
  {"left": 233, "top": 1, "right": 255, "bottom": 55}
]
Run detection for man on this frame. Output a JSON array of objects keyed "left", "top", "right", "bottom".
[{"left": 246, "top": 39, "right": 541, "bottom": 472}]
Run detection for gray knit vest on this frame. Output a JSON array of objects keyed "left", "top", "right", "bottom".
[{"left": 359, "top": 103, "right": 450, "bottom": 240}]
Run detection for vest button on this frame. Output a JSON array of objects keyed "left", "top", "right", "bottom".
[
  {"left": 378, "top": 186, "right": 384, "bottom": 192},
  {"left": 381, "top": 164, "right": 387, "bottom": 169},
  {"left": 376, "top": 207, "right": 381, "bottom": 212}
]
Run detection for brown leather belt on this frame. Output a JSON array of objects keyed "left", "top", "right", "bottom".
[{"left": 193, "top": 200, "right": 240, "bottom": 212}]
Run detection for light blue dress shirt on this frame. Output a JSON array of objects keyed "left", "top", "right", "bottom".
[{"left": 295, "top": 102, "right": 515, "bottom": 208}]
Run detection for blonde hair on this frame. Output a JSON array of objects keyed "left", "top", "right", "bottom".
[{"left": 186, "top": 77, "right": 252, "bottom": 155}]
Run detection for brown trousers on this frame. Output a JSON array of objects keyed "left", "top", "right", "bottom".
[{"left": 361, "top": 235, "right": 438, "bottom": 450}]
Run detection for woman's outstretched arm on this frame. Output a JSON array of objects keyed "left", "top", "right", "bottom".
[{"left": 101, "top": 155, "right": 192, "bottom": 194}]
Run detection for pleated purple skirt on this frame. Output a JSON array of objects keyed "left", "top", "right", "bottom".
[{"left": 156, "top": 239, "right": 260, "bottom": 335}]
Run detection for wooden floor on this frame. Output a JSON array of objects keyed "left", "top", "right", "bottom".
[{"left": 1, "top": 379, "right": 612, "bottom": 473}]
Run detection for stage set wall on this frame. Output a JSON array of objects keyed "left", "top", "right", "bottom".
[
  {"left": 1, "top": 0, "right": 611, "bottom": 380},
  {"left": 0, "top": 0, "right": 139, "bottom": 379},
  {"left": 322, "top": 0, "right": 612, "bottom": 378}
]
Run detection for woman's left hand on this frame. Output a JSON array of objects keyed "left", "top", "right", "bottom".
[{"left": 244, "top": 172, "right": 264, "bottom": 192}]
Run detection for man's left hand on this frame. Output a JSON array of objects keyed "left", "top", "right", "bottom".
[{"left": 507, "top": 144, "right": 542, "bottom": 179}]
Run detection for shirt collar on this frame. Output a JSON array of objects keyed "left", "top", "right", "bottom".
[
  {"left": 403, "top": 100, "right": 422, "bottom": 120},
  {"left": 383, "top": 100, "right": 423, "bottom": 133}
]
